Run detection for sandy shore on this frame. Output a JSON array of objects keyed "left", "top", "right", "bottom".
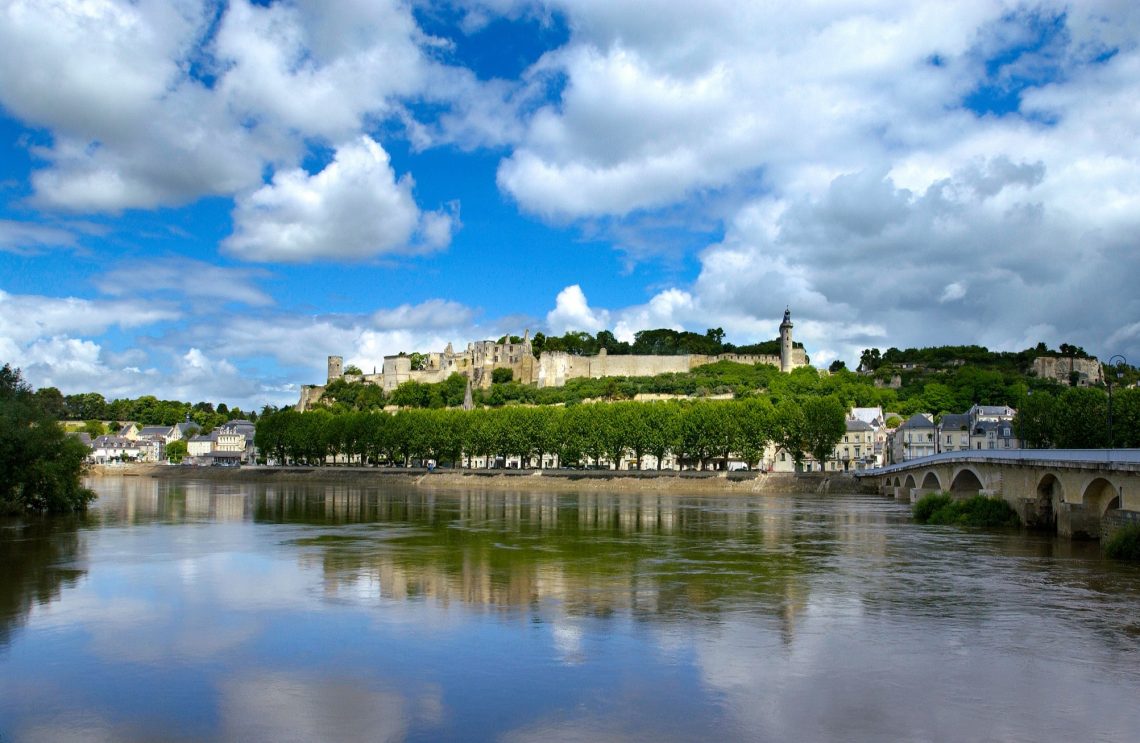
[{"left": 87, "top": 463, "right": 868, "bottom": 494}]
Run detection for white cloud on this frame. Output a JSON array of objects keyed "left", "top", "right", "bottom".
[
  {"left": 0, "top": 219, "right": 78, "bottom": 253},
  {"left": 223, "top": 136, "right": 455, "bottom": 263},
  {"left": 0, "top": 0, "right": 492, "bottom": 214},
  {"left": 0, "top": 290, "right": 178, "bottom": 345},
  {"left": 371, "top": 300, "right": 476, "bottom": 331},
  {"left": 94, "top": 258, "right": 274, "bottom": 307},
  {"left": 940, "top": 282, "right": 967, "bottom": 303},
  {"left": 545, "top": 285, "right": 610, "bottom": 334}
]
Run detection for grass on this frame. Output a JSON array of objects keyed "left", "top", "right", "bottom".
[
  {"left": 1104, "top": 523, "right": 1140, "bottom": 561},
  {"left": 913, "top": 493, "right": 1020, "bottom": 528}
]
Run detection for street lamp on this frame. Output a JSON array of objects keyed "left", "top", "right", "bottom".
[{"left": 1106, "top": 354, "right": 1127, "bottom": 447}]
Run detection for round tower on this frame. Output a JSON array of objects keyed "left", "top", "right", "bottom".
[
  {"left": 779, "top": 308, "right": 794, "bottom": 373},
  {"left": 327, "top": 355, "right": 343, "bottom": 382}
]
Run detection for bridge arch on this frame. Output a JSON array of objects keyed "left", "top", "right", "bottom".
[
  {"left": 1034, "top": 473, "right": 1064, "bottom": 531},
  {"left": 949, "top": 467, "right": 984, "bottom": 495},
  {"left": 893, "top": 476, "right": 901, "bottom": 488},
  {"left": 1082, "top": 477, "right": 1121, "bottom": 517},
  {"left": 920, "top": 471, "right": 942, "bottom": 492}
]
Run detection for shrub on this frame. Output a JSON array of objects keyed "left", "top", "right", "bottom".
[
  {"left": 1104, "top": 524, "right": 1140, "bottom": 561},
  {"left": 913, "top": 493, "right": 952, "bottom": 523},
  {"left": 914, "top": 493, "right": 1019, "bottom": 527}
]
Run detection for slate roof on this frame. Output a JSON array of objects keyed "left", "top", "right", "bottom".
[
  {"left": 939, "top": 413, "right": 970, "bottom": 431},
  {"left": 898, "top": 413, "right": 935, "bottom": 429},
  {"left": 845, "top": 419, "right": 873, "bottom": 432}
]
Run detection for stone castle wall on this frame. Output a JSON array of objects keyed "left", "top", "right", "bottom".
[
  {"left": 300, "top": 317, "right": 809, "bottom": 410},
  {"left": 1030, "top": 356, "right": 1102, "bottom": 386}
]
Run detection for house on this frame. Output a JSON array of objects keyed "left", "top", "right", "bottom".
[
  {"left": 187, "top": 433, "right": 217, "bottom": 461},
  {"left": 175, "top": 416, "right": 201, "bottom": 441},
  {"left": 214, "top": 419, "right": 256, "bottom": 462},
  {"left": 849, "top": 406, "right": 888, "bottom": 466},
  {"left": 937, "top": 413, "right": 971, "bottom": 453},
  {"left": 90, "top": 435, "right": 146, "bottom": 464},
  {"left": 967, "top": 404, "right": 1016, "bottom": 425},
  {"left": 835, "top": 419, "right": 876, "bottom": 471},
  {"left": 970, "top": 419, "right": 1019, "bottom": 451},
  {"left": 890, "top": 413, "right": 937, "bottom": 463}
]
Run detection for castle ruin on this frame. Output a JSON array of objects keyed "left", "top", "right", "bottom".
[{"left": 297, "top": 310, "right": 808, "bottom": 410}]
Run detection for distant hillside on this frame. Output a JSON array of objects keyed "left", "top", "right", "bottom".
[
  {"left": 858, "top": 342, "right": 1092, "bottom": 375},
  {"left": 317, "top": 339, "right": 1137, "bottom": 418}
]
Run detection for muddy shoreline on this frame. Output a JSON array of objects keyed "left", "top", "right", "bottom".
[{"left": 87, "top": 463, "right": 867, "bottom": 494}]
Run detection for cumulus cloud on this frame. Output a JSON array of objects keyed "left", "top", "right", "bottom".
[
  {"left": 223, "top": 137, "right": 455, "bottom": 263},
  {"left": 0, "top": 0, "right": 494, "bottom": 213},
  {"left": 545, "top": 285, "right": 610, "bottom": 334}
]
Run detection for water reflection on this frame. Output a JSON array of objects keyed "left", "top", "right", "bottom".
[
  {"left": 2, "top": 477, "right": 1137, "bottom": 742},
  {"left": 250, "top": 485, "right": 839, "bottom": 641},
  {"left": 0, "top": 515, "right": 87, "bottom": 647}
]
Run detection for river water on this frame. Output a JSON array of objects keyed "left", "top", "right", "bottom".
[{"left": 2, "top": 477, "right": 1139, "bottom": 742}]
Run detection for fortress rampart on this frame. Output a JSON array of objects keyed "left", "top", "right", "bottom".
[{"left": 297, "top": 311, "right": 807, "bottom": 410}]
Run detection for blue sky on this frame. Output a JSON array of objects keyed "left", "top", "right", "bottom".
[{"left": 1, "top": 1, "right": 1138, "bottom": 410}]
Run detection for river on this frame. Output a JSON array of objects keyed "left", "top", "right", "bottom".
[{"left": 2, "top": 476, "right": 1139, "bottom": 742}]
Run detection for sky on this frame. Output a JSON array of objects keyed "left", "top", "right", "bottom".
[{"left": 1, "top": 0, "right": 1139, "bottom": 411}]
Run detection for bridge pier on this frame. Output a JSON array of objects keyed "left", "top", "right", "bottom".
[
  {"left": 1057, "top": 502, "right": 1098, "bottom": 540},
  {"left": 911, "top": 487, "right": 940, "bottom": 504}
]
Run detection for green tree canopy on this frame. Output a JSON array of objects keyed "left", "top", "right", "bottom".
[{"left": 1, "top": 365, "right": 95, "bottom": 513}]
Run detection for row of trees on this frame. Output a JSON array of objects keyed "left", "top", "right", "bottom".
[
  {"left": 45, "top": 391, "right": 260, "bottom": 429},
  {"left": 1, "top": 365, "right": 94, "bottom": 513},
  {"left": 1015, "top": 387, "right": 1140, "bottom": 448},
  {"left": 255, "top": 397, "right": 848, "bottom": 471},
  {"left": 527, "top": 327, "right": 804, "bottom": 358}
]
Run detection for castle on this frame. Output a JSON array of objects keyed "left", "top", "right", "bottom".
[{"left": 297, "top": 309, "right": 807, "bottom": 410}]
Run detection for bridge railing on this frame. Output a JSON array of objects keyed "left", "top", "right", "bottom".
[{"left": 862, "top": 448, "right": 1140, "bottom": 476}]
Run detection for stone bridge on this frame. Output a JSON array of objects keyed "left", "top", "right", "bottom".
[{"left": 857, "top": 450, "right": 1140, "bottom": 539}]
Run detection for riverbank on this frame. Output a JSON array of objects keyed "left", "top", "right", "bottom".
[{"left": 87, "top": 463, "right": 867, "bottom": 494}]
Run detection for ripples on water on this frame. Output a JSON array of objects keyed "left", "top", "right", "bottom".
[{"left": 1, "top": 476, "right": 1139, "bottom": 742}]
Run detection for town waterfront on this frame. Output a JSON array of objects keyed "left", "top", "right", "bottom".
[{"left": 3, "top": 477, "right": 1140, "bottom": 742}]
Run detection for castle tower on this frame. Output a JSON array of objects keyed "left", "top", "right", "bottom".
[
  {"left": 779, "top": 308, "right": 794, "bottom": 373},
  {"left": 327, "top": 355, "right": 343, "bottom": 382}
]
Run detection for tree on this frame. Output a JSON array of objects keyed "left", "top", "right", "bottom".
[
  {"left": 738, "top": 398, "right": 774, "bottom": 469},
  {"left": 774, "top": 398, "right": 807, "bottom": 469},
  {"left": 492, "top": 367, "right": 514, "bottom": 384},
  {"left": 859, "top": 348, "right": 882, "bottom": 371},
  {"left": 1054, "top": 387, "right": 1107, "bottom": 448},
  {"left": 801, "top": 396, "right": 847, "bottom": 470},
  {"left": 344, "top": 364, "right": 363, "bottom": 375},
  {"left": 0, "top": 365, "right": 95, "bottom": 513},
  {"left": 828, "top": 359, "right": 847, "bottom": 373},
  {"left": 165, "top": 440, "right": 188, "bottom": 464},
  {"left": 1014, "top": 392, "right": 1056, "bottom": 448}
]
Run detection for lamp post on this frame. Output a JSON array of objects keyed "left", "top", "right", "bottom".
[{"left": 1106, "top": 354, "right": 1127, "bottom": 448}]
